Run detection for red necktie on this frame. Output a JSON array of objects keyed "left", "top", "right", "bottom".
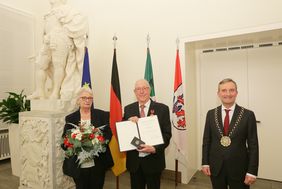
[
  {"left": 140, "top": 105, "right": 145, "bottom": 117},
  {"left": 224, "top": 109, "right": 230, "bottom": 135}
]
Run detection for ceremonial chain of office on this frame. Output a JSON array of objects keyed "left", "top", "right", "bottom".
[{"left": 214, "top": 107, "right": 245, "bottom": 147}]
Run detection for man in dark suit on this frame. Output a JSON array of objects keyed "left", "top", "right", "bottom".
[
  {"left": 202, "top": 78, "right": 259, "bottom": 189},
  {"left": 123, "top": 79, "right": 171, "bottom": 189}
]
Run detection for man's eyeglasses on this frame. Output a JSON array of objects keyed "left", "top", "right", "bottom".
[
  {"left": 135, "top": 87, "right": 149, "bottom": 92},
  {"left": 81, "top": 97, "right": 93, "bottom": 101}
]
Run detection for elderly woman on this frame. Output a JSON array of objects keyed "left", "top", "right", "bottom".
[{"left": 61, "top": 86, "right": 113, "bottom": 189}]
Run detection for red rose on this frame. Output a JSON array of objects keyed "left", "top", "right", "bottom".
[
  {"left": 71, "top": 133, "right": 77, "bottom": 139},
  {"left": 97, "top": 135, "right": 104, "bottom": 142},
  {"left": 63, "top": 137, "right": 69, "bottom": 145},
  {"left": 89, "top": 133, "right": 95, "bottom": 139},
  {"left": 64, "top": 138, "right": 73, "bottom": 148}
]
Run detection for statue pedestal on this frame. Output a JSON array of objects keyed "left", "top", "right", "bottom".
[
  {"left": 30, "top": 99, "right": 76, "bottom": 112},
  {"left": 18, "top": 110, "right": 75, "bottom": 189}
]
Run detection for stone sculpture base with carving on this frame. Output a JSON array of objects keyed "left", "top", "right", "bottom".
[{"left": 18, "top": 101, "right": 75, "bottom": 189}]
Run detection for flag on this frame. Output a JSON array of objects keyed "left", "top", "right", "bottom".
[
  {"left": 109, "top": 48, "right": 126, "bottom": 176},
  {"left": 144, "top": 48, "right": 156, "bottom": 100},
  {"left": 81, "top": 47, "right": 92, "bottom": 88},
  {"left": 172, "top": 49, "right": 188, "bottom": 157}
]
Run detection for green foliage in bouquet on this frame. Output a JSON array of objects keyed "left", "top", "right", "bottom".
[{"left": 62, "top": 123, "right": 108, "bottom": 165}]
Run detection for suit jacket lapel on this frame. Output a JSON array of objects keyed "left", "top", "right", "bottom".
[
  {"left": 147, "top": 99, "right": 155, "bottom": 117},
  {"left": 229, "top": 104, "right": 241, "bottom": 134},
  {"left": 216, "top": 106, "right": 224, "bottom": 137},
  {"left": 73, "top": 110, "right": 81, "bottom": 125},
  {"left": 132, "top": 102, "right": 140, "bottom": 117},
  {"left": 90, "top": 109, "right": 96, "bottom": 126}
]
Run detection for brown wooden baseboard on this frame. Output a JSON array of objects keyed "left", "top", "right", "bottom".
[{"left": 161, "top": 169, "right": 182, "bottom": 183}]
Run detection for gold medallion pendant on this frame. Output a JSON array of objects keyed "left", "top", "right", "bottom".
[{"left": 220, "top": 136, "right": 231, "bottom": 147}]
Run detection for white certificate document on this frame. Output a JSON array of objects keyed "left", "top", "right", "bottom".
[
  {"left": 138, "top": 116, "right": 164, "bottom": 146},
  {"left": 116, "top": 115, "right": 164, "bottom": 152},
  {"left": 116, "top": 120, "right": 139, "bottom": 152}
]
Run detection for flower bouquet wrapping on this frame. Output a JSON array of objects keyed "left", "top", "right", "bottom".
[{"left": 62, "top": 122, "right": 109, "bottom": 166}]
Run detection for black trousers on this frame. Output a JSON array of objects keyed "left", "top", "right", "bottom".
[
  {"left": 73, "top": 165, "right": 106, "bottom": 189},
  {"left": 210, "top": 162, "right": 250, "bottom": 189},
  {"left": 130, "top": 165, "right": 161, "bottom": 189}
]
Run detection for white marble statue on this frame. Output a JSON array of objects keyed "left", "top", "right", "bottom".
[{"left": 28, "top": 0, "right": 88, "bottom": 100}]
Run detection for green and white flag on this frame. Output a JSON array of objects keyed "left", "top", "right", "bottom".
[{"left": 144, "top": 48, "right": 156, "bottom": 100}]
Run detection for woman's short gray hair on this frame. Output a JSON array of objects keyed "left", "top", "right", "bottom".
[{"left": 76, "top": 86, "right": 93, "bottom": 106}]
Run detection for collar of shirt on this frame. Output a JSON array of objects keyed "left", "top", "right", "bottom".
[
  {"left": 221, "top": 103, "right": 236, "bottom": 123},
  {"left": 139, "top": 100, "right": 151, "bottom": 117}
]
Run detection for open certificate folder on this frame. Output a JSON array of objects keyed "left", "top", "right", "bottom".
[{"left": 116, "top": 115, "right": 164, "bottom": 152}]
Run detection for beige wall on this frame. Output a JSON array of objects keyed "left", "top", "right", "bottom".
[{"left": 1, "top": 0, "right": 282, "bottom": 183}]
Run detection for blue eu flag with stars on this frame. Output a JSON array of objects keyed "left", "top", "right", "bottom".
[{"left": 81, "top": 47, "right": 92, "bottom": 88}]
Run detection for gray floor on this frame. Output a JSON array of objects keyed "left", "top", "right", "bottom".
[{"left": 1, "top": 159, "right": 282, "bottom": 189}]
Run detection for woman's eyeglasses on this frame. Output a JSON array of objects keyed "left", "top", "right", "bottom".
[{"left": 81, "top": 97, "right": 93, "bottom": 101}]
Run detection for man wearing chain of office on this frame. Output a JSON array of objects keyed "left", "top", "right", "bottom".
[{"left": 202, "top": 78, "right": 259, "bottom": 189}]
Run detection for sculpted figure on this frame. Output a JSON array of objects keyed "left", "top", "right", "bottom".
[{"left": 29, "top": 0, "right": 88, "bottom": 100}]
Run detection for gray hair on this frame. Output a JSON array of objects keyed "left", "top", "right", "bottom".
[
  {"left": 218, "top": 78, "right": 237, "bottom": 91},
  {"left": 76, "top": 86, "right": 93, "bottom": 106},
  {"left": 134, "top": 79, "right": 151, "bottom": 89}
]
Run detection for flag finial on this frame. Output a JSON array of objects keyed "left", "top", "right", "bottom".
[
  {"left": 113, "top": 35, "right": 118, "bottom": 49},
  {"left": 176, "top": 37, "right": 180, "bottom": 50},
  {"left": 85, "top": 34, "right": 89, "bottom": 47},
  {"left": 146, "top": 33, "right": 150, "bottom": 48}
]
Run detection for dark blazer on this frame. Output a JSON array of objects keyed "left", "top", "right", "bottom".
[
  {"left": 61, "top": 108, "right": 114, "bottom": 178},
  {"left": 123, "top": 99, "right": 172, "bottom": 174},
  {"left": 202, "top": 104, "right": 259, "bottom": 180}
]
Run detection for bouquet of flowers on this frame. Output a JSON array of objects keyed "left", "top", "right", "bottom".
[{"left": 62, "top": 122, "right": 109, "bottom": 166}]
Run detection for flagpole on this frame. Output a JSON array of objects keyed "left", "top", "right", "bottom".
[
  {"left": 174, "top": 37, "right": 180, "bottom": 188},
  {"left": 175, "top": 146, "right": 180, "bottom": 187},
  {"left": 112, "top": 34, "right": 119, "bottom": 189},
  {"left": 175, "top": 159, "right": 179, "bottom": 187}
]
